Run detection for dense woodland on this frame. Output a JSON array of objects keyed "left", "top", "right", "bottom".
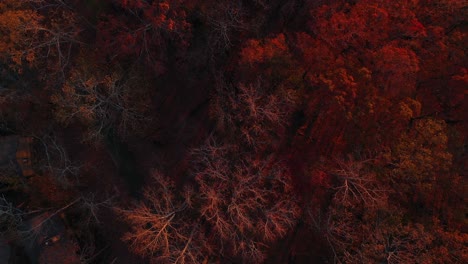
[{"left": 0, "top": 0, "right": 466, "bottom": 263}]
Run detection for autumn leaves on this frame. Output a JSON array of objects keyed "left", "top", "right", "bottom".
[{"left": 0, "top": 0, "right": 466, "bottom": 263}]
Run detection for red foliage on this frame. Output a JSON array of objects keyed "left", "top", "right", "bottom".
[
  {"left": 96, "top": 0, "right": 191, "bottom": 72},
  {"left": 240, "top": 34, "right": 289, "bottom": 65},
  {"left": 372, "top": 44, "right": 419, "bottom": 98},
  {"left": 0, "top": 0, "right": 466, "bottom": 262}
]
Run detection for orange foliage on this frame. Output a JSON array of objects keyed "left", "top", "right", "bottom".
[
  {"left": 240, "top": 34, "right": 289, "bottom": 65},
  {"left": 0, "top": 1, "right": 42, "bottom": 71}
]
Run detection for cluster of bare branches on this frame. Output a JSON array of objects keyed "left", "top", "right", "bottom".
[
  {"left": 192, "top": 138, "right": 300, "bottom": 263},
  {"left": 206, "top": 1, "right": 250, "bottom": 53},
  {"left": 324, "top": 200, "right": 376, "bottom": 264},
  {"left": 79, "top": 193, "right": 115, "bottom": 227},
  {"left": 74, "top": 193, "right": 116, "bottom": 263},
  {"left": 51, "top": 66, "right": 151, "bottom": 141},
  {"left": 118, "top": 172, "right": 205, "bottom": 264},
  {"left": 210, "top": 78, "right": 292, "bottom": 151},
  {"left": 34, "top": 133, "right": 81, "bottom": 186},
  {"left": 0, "top": 195, "right": 23, "bottom": 238},
  {"left": 329, "top": 158, "right": 387, "bottom": 207},
  {"left": 302, "top": 156, "right": 387, "bottom": 263},
  {"left": 118, "top": 137, "right": 300, "bottom": 263}
]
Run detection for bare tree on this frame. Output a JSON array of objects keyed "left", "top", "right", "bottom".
[
  {"left": 210, "top": 79, "right": 294, "bottom": 152},
  {"left": 119, "top": 138, "right": 300, "bottom": 263},
  {"left": 192, "top": 138, "right": 301, "bottom": 263},
  {"left": 329, "top": 158, "right": 387, "bottom": 207},
  {"left": 34, "top": 132, "right": 81, "bottom": 187},
  {"left": 79, "top": 193, "right": 115, "bottom": 226},
  {"left": 118, "top": 172, "right": 205, "bottom": 264},
  {"left": 51, "top": 64, "right": 151, "bottom": 141},
  {"left": 75, "top": 192, "right": 116, "bottom": 263},
  {"left": 206, "top": 1, "right": 250, "bottom": 53}
]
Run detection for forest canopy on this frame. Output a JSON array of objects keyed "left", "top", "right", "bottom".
[{"left": 0, "top": 0, "right": 466, "bottom": 263}]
